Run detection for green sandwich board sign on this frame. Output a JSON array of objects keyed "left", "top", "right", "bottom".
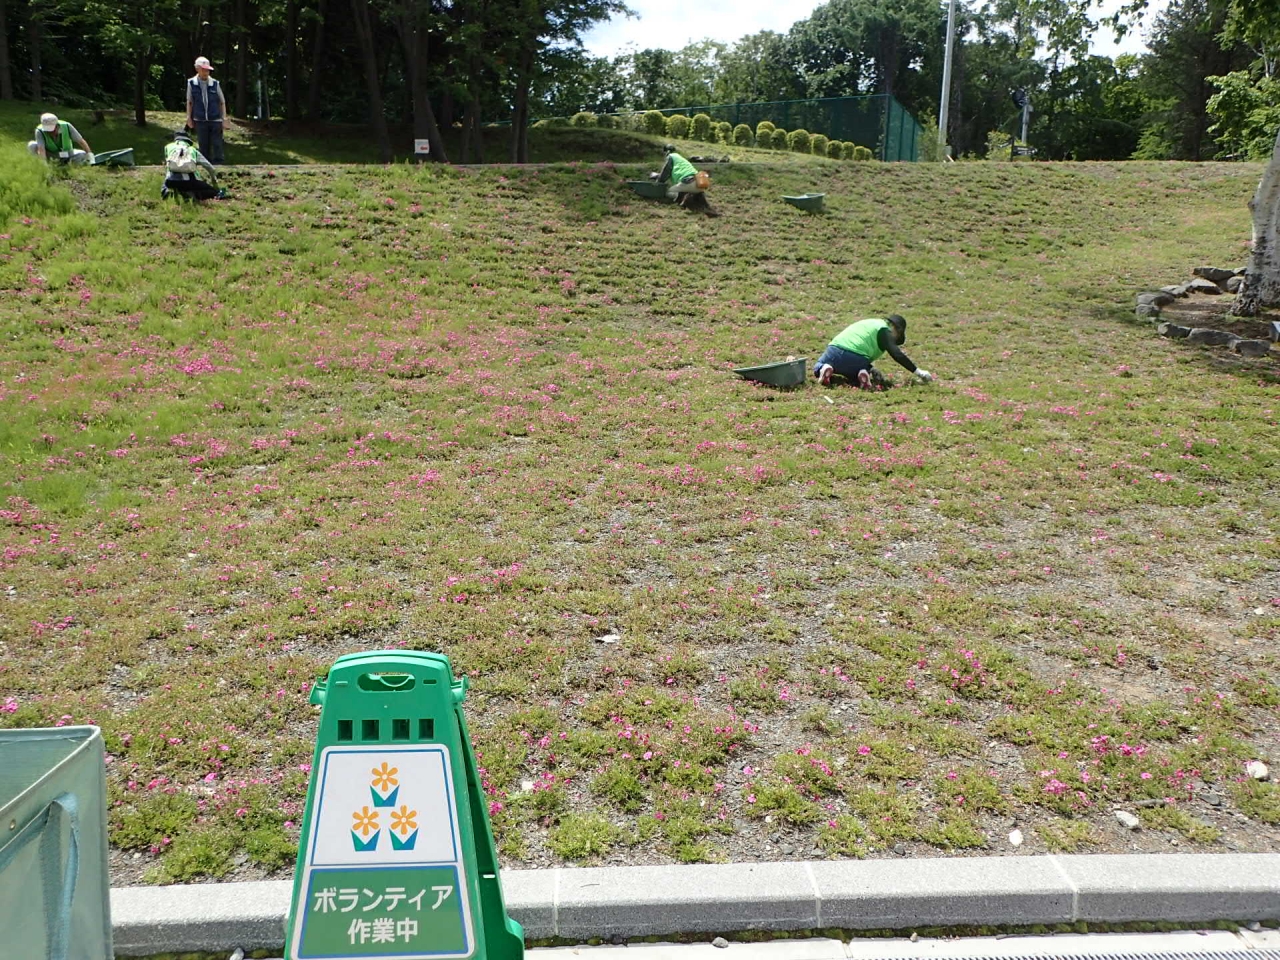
[{"left": 285, "top": 651, "right": 524, "bottom": 960}]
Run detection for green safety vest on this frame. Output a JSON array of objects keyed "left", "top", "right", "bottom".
[
  {"left": 831, "top": 318, "right": 890, "bottom": 361},
  {"left": 40, "top": 121, "right": 74, "bottom": 157},
  {"left": 669, "top": 152, "right": 697, "bottom": 182}
]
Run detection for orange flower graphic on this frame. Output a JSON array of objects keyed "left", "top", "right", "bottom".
[
  {"left": 370, "top": 761, "right": 399, "bottom": 792},
  {"left": 391, "top": 805, "right": 418, "bottom": 836},
  {"left": 351, "top": 806, "right": 380, "bottom": 838}
]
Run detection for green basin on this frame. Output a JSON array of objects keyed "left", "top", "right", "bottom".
[
  {"left": 783, "top": 193, "right": 825, "bottom": 211},
  {"left": 90, "top": 148, "right": 134, "bottom": 167},
  {"left": 625, "top": 180, "right": 672, "bottom": 200},
  {"left": 734, "top": 358, "right": 808, "bottom": 387}
]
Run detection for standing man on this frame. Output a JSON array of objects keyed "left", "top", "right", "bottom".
[
  {"left": 813, "top": 315, "right": 934, "bottom": 388},
  {"left": 28, "top": 113, "right": 93, "bottom": 164},
  {"left": 186, "top": 56, "right": 227, "bottom": 164}
]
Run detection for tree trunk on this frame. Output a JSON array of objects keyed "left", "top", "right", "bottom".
[
  {"left": 285, "top": 0, "right": 299, "bottom": 124},
  {"left": 470, "top": 90, "right": 484, "bottom": 163},
  {"left": 350, "top": 0, "right": 392, "bottom": 162},
  {"left": 234, "top": 0, "right": 249, "bottom": 117},
  {"left": 1234, "top": 127, "right": 1280, "bottom": 316},
  {"left": 0, "top": 0, "right": 13, "bottom": 100},
  {"left": 398, "top": 6, "right": 449, "bottom": 162},
  {"left": 134, "top": 49, "right": 149, "bottom": 125},
  {"left": 307, "top": 0, "right": 328, "bottom": 120},
  {"left": 510, "top": 44, "right": 534, "bottom": 163},
  {"left": 28, "top": 8, "right": 40, "bottom": 101}
]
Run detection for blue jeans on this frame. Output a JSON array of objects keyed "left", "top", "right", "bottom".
[
  {"left": 814, "top": 344, "right": 873, "bottom": 382},
  {"left": 195, "top": 121, "right": 224, "bottom": 164}
]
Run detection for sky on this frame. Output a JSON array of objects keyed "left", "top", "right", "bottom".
[{"left": 581, "top": 0, "right": 1165, "bottom": 64}]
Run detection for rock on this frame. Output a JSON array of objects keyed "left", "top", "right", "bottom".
[
  {"left": 892, "top": 843, "right": 908, "bottom": 856},
  {"left": 1137, "top": 291, "right": 1175, "bottom": 307},
  {"left": 712, "top": 938, "right": 729, "bottom": 949},
  {"left": 1161, "top": 284, "right": 1189, "bottom": 297},
  {"left": 1115, "top": 810, "right": 1141, "bottom": 830},
  {"left": 1186, "top": 328, "right": 1238, "bottom": 346},
  {"left": 229, "top": 950, "right": 245, "bottom": 960},
  {"left": 595, "top": 632, "right": 620, "bottom": 644},
  {"left": 1186, "top": 277, "right": 1224, "bottom": 295},
  {"left": 1158, "top": 322, "right": 1191, "bottom": 339},
  {"left": 910, "top": 933, "right": 920, "bottom": 943},
  {"left": 612, "top": 935, "right": 627, "bottom": 946},
  {"left": 1245, "top": 760, "right": 1270, "bottom": 781},
  {"left": 1008, "top": 828, "right": 1024, "bottom": 847},
  {"left": 1201, "top": 790, "right": 1224, "bottom": 807},
  {"left": 1193, "top": 266, "right": 1236, "bottom": 283},
  {"left": 1270, "top": 321, "right": 1280, "bottom": 342},
  {"left": 1234, "top": 339, "right": 1272, "bottom": 358},
  {"left": 1136, "top": 303, "right": 1162, "bottom": 319},
  {"left": 521, "top": 779, "right": 534, "bottom": 793},
  {"left": 1224, "top": 276, "right": 1243, "bottom": 293}
]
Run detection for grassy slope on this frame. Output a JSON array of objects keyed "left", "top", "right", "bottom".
[{"left": 1, "top": 153, "right": 1278, "bottom": 885}]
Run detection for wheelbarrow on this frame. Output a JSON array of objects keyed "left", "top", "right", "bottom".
[{"left": 625, "top": 180, "right": 673, "bottom": 201}]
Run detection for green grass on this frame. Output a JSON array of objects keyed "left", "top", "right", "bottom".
[{"left": 1, "top": 142, "right": 1278, "bottom": 883}]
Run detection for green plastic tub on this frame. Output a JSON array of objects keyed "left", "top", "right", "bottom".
[
  {"left": 625, "top": 180, "right": 672, "bottom": 200},
  {"left": 783, "top": 193, "right": 826, "bottom": 211},
  {"left": 90, "top": 148, "right": 134, "bottom": 167},
  {"left": 734, "top": 357, "right": 808, "bottom": 387}
]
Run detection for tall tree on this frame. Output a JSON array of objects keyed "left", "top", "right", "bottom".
[
  {"left": 306, "top": 0, "right": 328, "bottom": 119},
  {"left": 349, "top": 0, "right": 392, "bottom": 161},
  {"left": 234, "top": 0, "right": 249, "bottom": 116},
  {"left": 0, "top": 0, "right": 12, "bottom": 100},
  {"left": 28, "top": 1, "right": 43, "bottom": 101},
  {"left": 286, "top": 0, "right": 299, "bottom": 121},
  {"left": 390, "top": 0, "right": 449, "bottom": 161}
]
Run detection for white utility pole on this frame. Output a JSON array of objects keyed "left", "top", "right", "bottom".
[
  {"left": 1021, "top": 96, "right": 1031, "bottom": 146},
  {"left": 937, "top": 0, "right": 957, "bottom": 159}
]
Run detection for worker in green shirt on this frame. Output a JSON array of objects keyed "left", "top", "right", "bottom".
[
  {"left": 814, "top": 315, "right": 933, "bottom": 388},
  {"left": 653, "top": 144, "right": 706, "bottom": 207}
]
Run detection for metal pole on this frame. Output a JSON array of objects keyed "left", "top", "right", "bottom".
[
  {"left": 937, "top": 0, "right": 957, "bottom": 158},
  {"left": 1021, "top": 97, "right": 1030, "bottom": 147}
]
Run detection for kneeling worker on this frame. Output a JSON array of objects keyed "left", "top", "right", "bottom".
[
  {"left": 162, "top": 130, "right": 226, "bottom": 201},
  {"left": 654, "top": 144, "right": 708, "bottom": 207},
  {"left": 814, "top": 314, "right": 933, "bottom": 388},
  {"left": 28, "top": 113, "right": 93, "bottom": 164}
]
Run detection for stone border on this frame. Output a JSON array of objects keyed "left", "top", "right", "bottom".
[
  {"left": 110, "top": 854, "right": 1280, "bottom": 957},
  {"left": 1136, "top": 267, "right": 1274, "bottom": 357}
]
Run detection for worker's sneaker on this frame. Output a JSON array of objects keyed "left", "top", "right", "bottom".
[
  {"left": 160, "top": 186, "right": 169, "bottom": 200},
  {"left": 856, "top": 369, "right": 872, "bottom": 390},
  {"left": 816, "top": 364, "right": 834, "bottom": 386}
]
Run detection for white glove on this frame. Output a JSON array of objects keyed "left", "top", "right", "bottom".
[
  {"left": 86, "top": 153, "right": 95, "bottom": 164},
  {"left": 915, "top": 369, "right": 933, "bottom": 382}
]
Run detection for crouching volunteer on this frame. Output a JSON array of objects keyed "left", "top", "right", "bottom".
[
  {"left": 654, "top": 144, "right": 711, "bottom": 207},
  {"left": 813, "top": 314, "right": 934, "bottom": 388},
  {"left": 162, "top": 131, "right": 226, "bottom": 201},
  {"left": 28, "top": 113, "right": 93, "bottom": 164}
]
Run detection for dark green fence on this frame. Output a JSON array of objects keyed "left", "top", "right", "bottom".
[{"left": 544, "top": 95, "right": 923, "bottom": 162}]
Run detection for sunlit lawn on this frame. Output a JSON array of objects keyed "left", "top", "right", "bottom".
[{"left": 1, "top": 153, "right": 1278, "bottom": 883}]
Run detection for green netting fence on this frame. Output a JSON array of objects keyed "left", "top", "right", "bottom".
[{"left": 537, "top": 95, "right": 923, "bottom": 162}]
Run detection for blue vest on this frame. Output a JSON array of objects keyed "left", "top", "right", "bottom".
[{"left": 189, "top": 77, "right": 223, "bottom": 121}]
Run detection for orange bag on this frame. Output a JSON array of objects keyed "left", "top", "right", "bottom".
[{"left": 694, "top": 170, "right": 711, "bottom": 190}]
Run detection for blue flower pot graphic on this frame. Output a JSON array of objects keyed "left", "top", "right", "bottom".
[
  {"left": 351, "top": 828, "right": 380, "bottom": 852},
  {"left": 370, "top": 785, "right": 399, "bottom": 808},
  {"left": 390, "top": 828, "right": 418, "bottom": 851}
]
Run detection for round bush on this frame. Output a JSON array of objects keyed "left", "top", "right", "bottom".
[
  {"left": 755, "top": 120, "right": 776, "bottom": 142},
  {"left": 770, "top": 128, "right": 789, "bottom": 150},
  {"left": 840, "top": 141, "right": 855, "bottom": 160},
  {"left": 691, "top": 113, "right": 713, "bottom": 141},
  {"left": 810, "top": 134, "right": 829, "bottom": 157},
  {"left": 665, "top": 114, "right": 690, "bottom": 139},
  {"left": 716, "top": 121, "right": 733, "bottom": 144},
  {"left": 827, "top": 139, "right": 843, "bottom": 159},
  {"left": 595, "top": 113, "right": 618, "bottom": 129},
  {"left": 570, "top": 111, "right": 597, "bottom": 127},
  {"left": 788, "top": 128, "right": 811, "bottom": 152},
  {"left": 733, "top": 123, "right": 753, "bottom": 146},
  {"left": 643, "top": 111, "right": 667, "bottom": 135},
  {"left": 853, "top": 145, "right": 873, "bottom": 161}
]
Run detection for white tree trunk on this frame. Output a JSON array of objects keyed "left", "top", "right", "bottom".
[{"left": 1235, "top": 124, "right": 1280, "bottom": 315}]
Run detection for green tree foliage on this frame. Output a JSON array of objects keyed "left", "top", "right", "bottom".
[
  {"left": 733, "top": 123, "right": 753, "bottom": 145},
  {"left": 770, "top": 128, "right": 789, "bottom": 149},
  {"left": 715, "top": 120, "right": 732, "bottom": 142},
  {"left": 787, "top": 127, "right": 811, "bottom": 151},
  {"left": 665, "top": 113, "right": 690, "bottom": 138},
  {"left": 810, "top": 132, "right": 829, "bottom": 155},
  {"left": 642, "top": 110, "right": 667, "bottom": 134},
  {"left": 690, "top": 112, "right": 712, "bottom": 140},
  {"left": 1207, "top": 70, "right": 1280, "bottom": 159}
]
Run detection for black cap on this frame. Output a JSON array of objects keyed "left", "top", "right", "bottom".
[
  {"left": 173, "top": 130, "right": 193, "bottom": 142},
  {"left": 887, "top": 314, "right": 907, "bottom": 342},
  {"left": 663, "top": 144, "right": 676, "bottom": 154}
]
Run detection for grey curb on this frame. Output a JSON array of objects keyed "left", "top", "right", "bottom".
[{"left": 109, "top": 854, "right": 1280, "bottom": 957}]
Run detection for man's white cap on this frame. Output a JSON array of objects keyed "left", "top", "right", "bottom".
[
  {"left": 194, "top": 56, "right": 214, "bottom": 70},
  {"left": 40, "top": 112, "right": 59, "bottom": 131}
]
